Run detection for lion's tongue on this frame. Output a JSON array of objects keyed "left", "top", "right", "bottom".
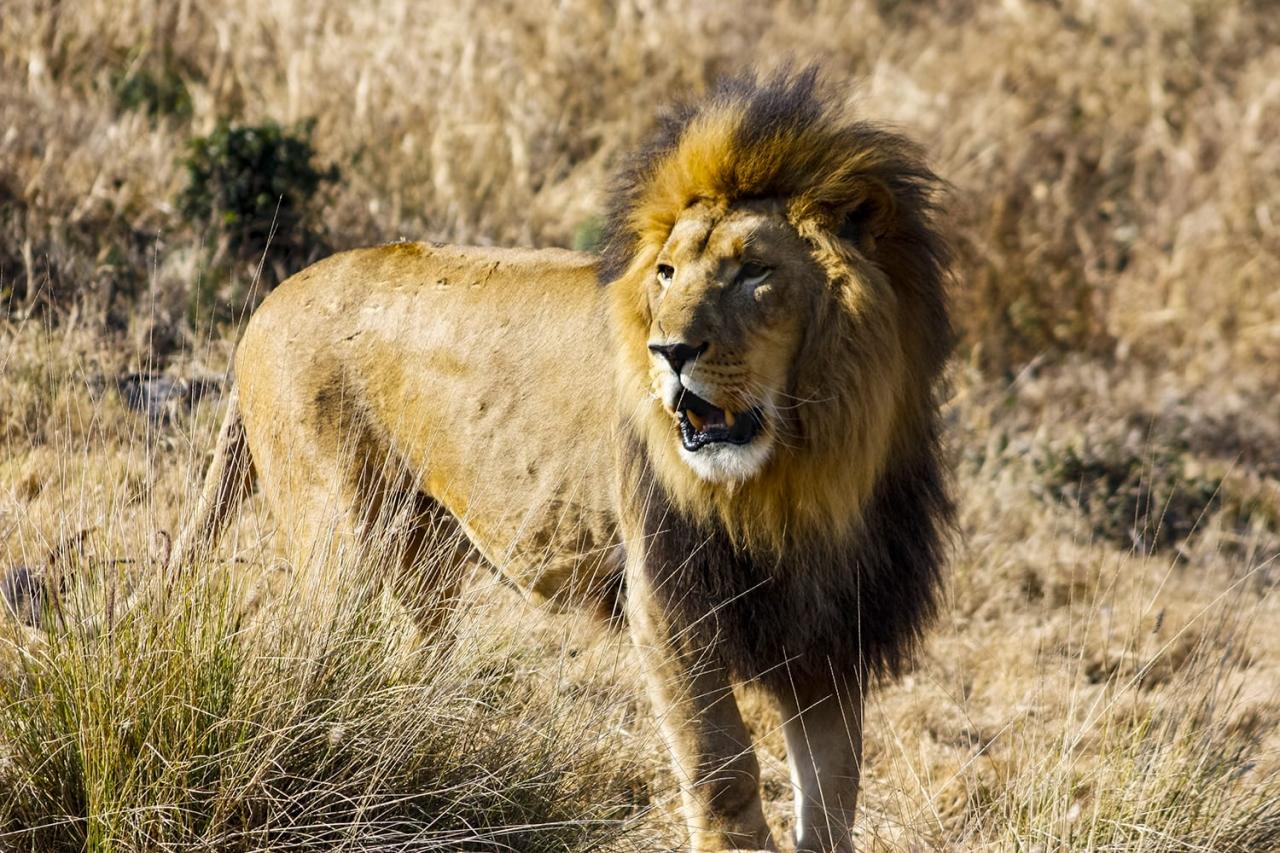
[{"left": 687, "top": 408, "right": 729, "bottom": 433}]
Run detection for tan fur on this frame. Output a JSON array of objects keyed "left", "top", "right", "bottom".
[{"left": 172, "top": 69, "right": 952, "bottom": 852}]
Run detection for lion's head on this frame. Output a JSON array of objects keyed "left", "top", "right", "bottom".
[{"left": 603, "top": 68, "right": 951, "bottom": 550}]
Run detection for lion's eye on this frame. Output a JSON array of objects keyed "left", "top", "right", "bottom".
[
  {"left": 656, "top": 264, "right": 675, "bottom": 287},
  {"left": 736, "top": 262, "right": 772, "bottom": 288}
]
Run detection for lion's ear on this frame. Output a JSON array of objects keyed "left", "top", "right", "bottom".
[{"left": 833, "top": 179, "right": 896, "bottom": 256}]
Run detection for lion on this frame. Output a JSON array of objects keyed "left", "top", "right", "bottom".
[{"left": 165, "top": 68, "right": 953, "bottom": 852}]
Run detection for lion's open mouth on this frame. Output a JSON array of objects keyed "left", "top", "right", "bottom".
[{"left": 675, "top": 389, "right": 762, "bottom": 451}]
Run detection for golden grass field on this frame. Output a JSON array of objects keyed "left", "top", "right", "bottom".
[{"left": 2, "top": 0, "right": 1279, "bottom": 849}]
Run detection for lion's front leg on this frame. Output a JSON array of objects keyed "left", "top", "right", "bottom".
[
  {"left": 626, "top": 571, "right": 775, "bottom": 852},
  {"left": 774, "top": 681, "right": 864, "bottom": 853}
]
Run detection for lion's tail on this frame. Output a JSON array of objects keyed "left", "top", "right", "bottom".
[
  {"left": 168, "top": 384, "right": 256, "bottom": 571},
  {"left": 75, "top": 385, "right": 256, "bottom": 635}
]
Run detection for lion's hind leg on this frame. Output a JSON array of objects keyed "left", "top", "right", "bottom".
[
  {"left": 250, "top": 427, "right": 467, "bottom": 637},
  {"left": 371, "top": 487, "right": 477, "bottom": 637}
]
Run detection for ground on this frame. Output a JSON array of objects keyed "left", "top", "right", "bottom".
[{"left": 1, "top": 0, "right": 1278, "bottom": 849}]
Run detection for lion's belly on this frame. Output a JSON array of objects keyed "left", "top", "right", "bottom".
[
  {"left": 447, "top": 496, "right": 624, "bottom": 616},
  {"left": 409, "top": 408, "right": 622, "bottom": 613}
]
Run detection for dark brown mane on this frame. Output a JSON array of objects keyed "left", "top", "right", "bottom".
[{"left": 622, "top": 410, "right": 952, "bottom": 688}]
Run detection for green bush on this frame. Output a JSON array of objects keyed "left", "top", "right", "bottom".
[
  {"left": 178, "top": 121, "right": 339, "bottom": 327},
  {"left": 571, "top": 216, "right": 605, "bottom": 252},
  {"left": 1039, "top": 446, "right": 1216, "bottom": 555},
  {"left": 178, "top": 120, "right": 338, "bottom": 262}
]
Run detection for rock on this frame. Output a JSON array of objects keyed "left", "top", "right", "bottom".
[
  {"left": 0, "top": 565, "right": 51, "bottom": 628},
  {"left": 89, "top": 371, "right": 225, "bottom": 422}
]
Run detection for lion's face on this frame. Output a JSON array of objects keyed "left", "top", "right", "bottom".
[
  {"left": 639, "top": 200, "right": 822, "bottom": 483},
  {"left": 603, "top": 78, "right": 950, "bottom": 545}
]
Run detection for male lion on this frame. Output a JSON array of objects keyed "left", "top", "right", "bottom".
[{"left": 170, "top": 69, "right": 953, "bottom": 852}]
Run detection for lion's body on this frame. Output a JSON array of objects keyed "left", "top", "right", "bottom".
[
  {"left": 174, "top": 69, "right": 953, "bottom": 853},
  {"left": 231, "top": 243, "right": 622, "bottom": 615}
]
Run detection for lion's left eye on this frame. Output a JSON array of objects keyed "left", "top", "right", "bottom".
[{"left": 736, "top": 262, "right": 772, "bottom": 288}]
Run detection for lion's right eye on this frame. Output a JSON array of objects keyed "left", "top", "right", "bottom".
[
  {"left": 736, "top": 262, "right": 772, "bottom": 289},
  {"left": 656, "top": 264, "right": 675, "bottom": 287}
]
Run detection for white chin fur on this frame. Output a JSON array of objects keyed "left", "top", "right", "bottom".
[{"left": 679, "top": 435, "right": 774, "bottom": 483}]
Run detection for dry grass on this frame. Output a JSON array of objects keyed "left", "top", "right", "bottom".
[
  {"left": 1, "top": 0, "right": 1278, "bottom": 850},
  {"left": 0, "top": 326, "right": 665, "bottom": 851}
]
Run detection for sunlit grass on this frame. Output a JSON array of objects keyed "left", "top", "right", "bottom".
[{"left": 0, "top": 512, "right": 653, "bottom": 851}]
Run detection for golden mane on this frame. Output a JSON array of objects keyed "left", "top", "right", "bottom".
[{"left": 602, "top": 68, "right": 952, "bottom": 554}]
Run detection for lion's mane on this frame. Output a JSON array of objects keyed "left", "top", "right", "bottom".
[{"left": 603, "top": 68, "right": 954, "bottom": 685}]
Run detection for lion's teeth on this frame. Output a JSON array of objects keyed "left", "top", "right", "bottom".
[
  {"left": 686, "top": 410, "right": 705, "bottom": 432},
  {"left": 724, "top": 410, "right": 736, "bottom": 428}
]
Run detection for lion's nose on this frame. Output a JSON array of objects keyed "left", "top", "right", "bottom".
[{"left": 648, "top": 341, "right": 708, "bottom": 374}]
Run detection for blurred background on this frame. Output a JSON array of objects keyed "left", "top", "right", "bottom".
[
  {"left": 3, "top": 0, "right": 1278, "bottom": 374},
  {"left": 1, "top": 1, "right": 1278, "bottom": 850}
]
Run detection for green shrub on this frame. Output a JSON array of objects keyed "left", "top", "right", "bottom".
[
  {"left": 178, "top": 120, "right": 338, "bottom": 263},
  {"left": 571, "top": 217, "right": 605, "bottom": 252},
  {"left": 178, "top": 121, "right": 339, "bottom": 327}
]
